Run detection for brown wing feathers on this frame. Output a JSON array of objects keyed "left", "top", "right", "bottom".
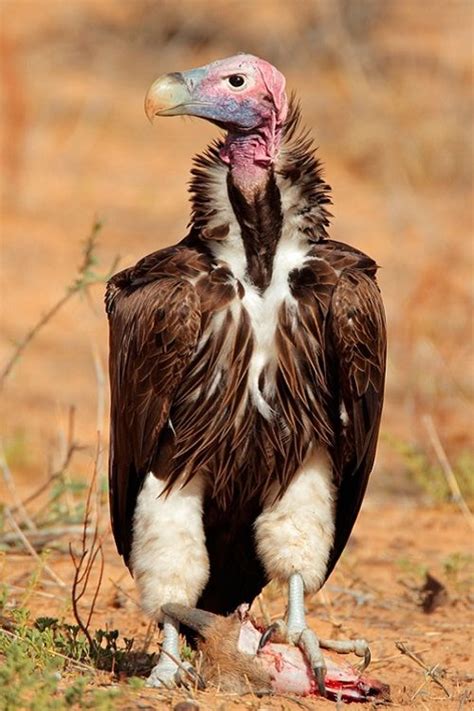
[
  {"left": 107, "top": 255, "right": 203, "bottom": 562},
  {"left": 326, "top": 268, "right": 386, "bottom": 576}
]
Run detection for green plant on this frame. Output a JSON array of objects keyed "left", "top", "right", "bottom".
[
  {"left": 395, "top": 556, "right": 428, "bottom": 580},
  {"left": 0, "top": 599, "right": 151, "bottom": 711},
  {"left": 37, "top": 476, "right": 88, "bottom": 529},
  {"left": 2, "top": 431, "right": 30, "bottom": 471},
  {"left": 385, "top": 434, "right": 474, "bottom": 505},
  {"left": 442, "top": 552, "right": 474, "bottom": 591},
  {"left": 0, "top": 637, "right": 63, "bottom": 711}
]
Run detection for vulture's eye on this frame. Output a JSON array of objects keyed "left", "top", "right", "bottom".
[{"left": 227, "top": 74, "right": 246, "bottom": 90}]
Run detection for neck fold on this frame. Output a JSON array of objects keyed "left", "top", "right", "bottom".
[
  {"left": 220, "top": 133, "right": 268, "bottom": 194},
  {"left": 220, "top": 115, "right": 284, "bottom": 195}
]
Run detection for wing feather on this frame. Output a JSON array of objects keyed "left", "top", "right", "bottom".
[
  {"left": 326, "top": 268, "right": 386, "bottom": 577},
  {"left": 107, "top": 274, "right": 201, "bottom": 565}
]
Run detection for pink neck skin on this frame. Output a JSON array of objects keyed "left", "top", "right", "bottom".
[{"left": 220, "top": 118, "right": 284, "bottom": 194}]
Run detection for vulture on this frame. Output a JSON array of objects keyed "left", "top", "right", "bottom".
[{"left": 106, "top": 54, "right": 386, "bottom": 694}]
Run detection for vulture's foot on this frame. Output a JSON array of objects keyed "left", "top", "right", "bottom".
[
  {"left": 258, "top": 618, "right": 327, "bottom": 697},
  {"left": 257, "top": 572, "right": 371, "bottom": 698},
  {"left": 146, "top": 656, "right": 179, "bottom": 688},
  {"left": 147, "top": 659, "right": 205, "bottom": 690},
  {"left": 147, "top": 613, "right": 206, "bottom": 690}
]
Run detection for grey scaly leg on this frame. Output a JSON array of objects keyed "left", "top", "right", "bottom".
[
  {"left": 287, "top": 572, "right": 327, "bottom": 696},
  {"left": 147, "top": 614, "right": 181, "bottom": 687}
]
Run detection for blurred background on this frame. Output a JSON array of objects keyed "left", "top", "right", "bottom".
[{"left": 1, "top": 0, "right": 473, "bottom": 504}]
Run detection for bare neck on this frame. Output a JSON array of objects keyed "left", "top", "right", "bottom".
[{"left": 220, "top": 117, "right": 284, "bottom": 197}]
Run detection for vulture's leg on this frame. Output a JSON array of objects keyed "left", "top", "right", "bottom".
[
  {"left": 254, "top": 448, "right": 371, "bottom": 696},
  {"left": 257, "top": 573, "right": 327, "bottom": 696},
  {"left": 147, "top": 614, "right": 206, "bottom": 689},
  {"left": 147, "top": 615, "right": 180, "bottom": 688},
  {"left": 257, "top": 573, "right": 371, "bottom": 695},
  {"left": 131, "top": 472, "right": 210, "bottom": 688}
]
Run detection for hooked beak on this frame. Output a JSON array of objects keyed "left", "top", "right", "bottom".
[{"left": 145, "top": 72, "right": 196, "bottom": 122}]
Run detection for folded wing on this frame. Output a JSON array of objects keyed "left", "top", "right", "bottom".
[
  {"left": 106, "top": 266, "right": 201, "bottom": 565},
  {"left": 326, "top": 267, "right": 386, "bottom": 576}
]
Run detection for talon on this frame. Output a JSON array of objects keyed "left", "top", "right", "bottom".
[
  {"left": 179, "top": 666, "right": 206, "bottom": 690},
  {"left": 258, "top": 622, "right": 279, "bottom": 652},
  {"left": 358, "top": 645, "right": 371, "bottom": 672},
  {"left": 191, "top": 669, "right": 207, "bottom": 691},
  {"left": 314, "top": 665, "right": 327, "bottom": 697},
  {"left": 353, "top": 639, "right": 371, "bottom": 672},
  {"left": 196, "top": 672, "right": 207, "bottom": 691}
]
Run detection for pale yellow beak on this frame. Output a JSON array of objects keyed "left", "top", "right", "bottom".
[{"left": 144, "top": 73, "right": 193, "bottom": 122}]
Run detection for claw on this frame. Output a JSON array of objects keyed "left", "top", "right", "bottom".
[
  {"left": 178, "top": 665, "right": 206, "bottom": 690},
  {"left": 352, "top": 638, "right": 371, "bottom": 672},
  {"left": 358, "top": 645, "right": 371, "bottom": 672},
  {"left": 314, "top": 665, "right": 327, "bottom": 697},
  {"left": 196, "top": 672, "right": 207, "bottom": 691},
  {"left": 257, "top": 622, "right": 279, "bottom": 653}
]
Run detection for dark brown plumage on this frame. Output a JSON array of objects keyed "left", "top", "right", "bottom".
[{"left": 106, "top": 99, "right": 386, "bottom": 616}]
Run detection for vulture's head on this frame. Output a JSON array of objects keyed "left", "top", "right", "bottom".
[{"left": 145, "top": 54, "right": 288, "bottom": 167}]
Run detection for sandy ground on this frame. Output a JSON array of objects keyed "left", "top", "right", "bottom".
[
  {"left": 1, "top": 1, "right": 473, "bottom": 709},
  {"left": 2, "top": 501, "right": 473, "bottom": 710}
]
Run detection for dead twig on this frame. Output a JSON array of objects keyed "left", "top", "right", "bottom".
[
  {"left": 422, "top": 415, "right": 474, "bottom": 530},
  {"left": 141, "top": 620, "right": 157, "bottom": 654},
  {"left": 4, "top": 507, "right": 67, "bottom": 588},
  {"left": 396, "top": 641, "right": 451, "bottom": 697},
  {"left": 69, "top": 432, "right": 105, "bottom": 651},
  {"left": 317, "top": 587, "right": 343, "bottom": 630},
  {"left": 335, "top": 690, "right": 344, "bottom": 711},
  {"left": 0, "top": 524, "right": 83, "bottom": 549},
  {"left": 371, "top": 647, "right": 429, "bottom": 666},
  {"left": 2, "top": 583, "right": 61, "bottom": 600},
  {"left": 0, "top": 219, "right": 118, "bottom": 386},
  {"left": 0, "top": 441, "right": 36, "bottom": 531},
  {"left": 326, "top": 584, "right": 374, "bottom": 606},
  {"left": 457, "top": 690, "right": 471, "bottom": 711},
  {"left": 279, "top": 695, "right": 316, "bottom": 710}
]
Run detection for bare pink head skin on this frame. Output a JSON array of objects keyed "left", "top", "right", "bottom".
[{"left": 145, "top": 54, "right": 289, "bottom": 190}]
